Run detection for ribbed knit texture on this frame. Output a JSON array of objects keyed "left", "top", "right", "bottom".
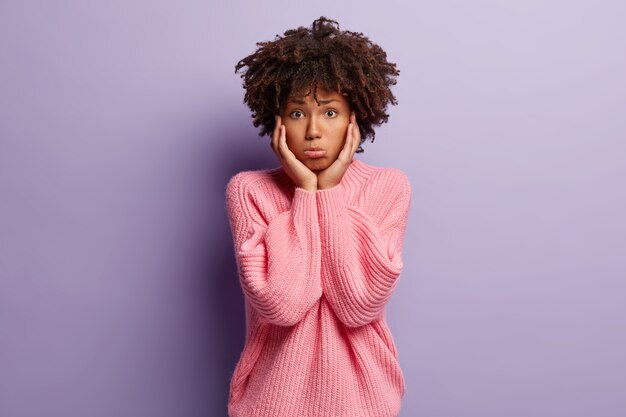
[{"left": 225, "top": 159, "right": 411, "bottom": 417}]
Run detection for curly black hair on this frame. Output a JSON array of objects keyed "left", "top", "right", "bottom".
[{"left": 234, "top": 16, "right": 399, "bottom": 153}]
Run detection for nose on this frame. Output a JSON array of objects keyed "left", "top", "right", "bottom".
[{"left": 305, "top": 115, "right": 321, "bottom": 140}]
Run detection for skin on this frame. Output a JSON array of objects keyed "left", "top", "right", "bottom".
[{"left": 270, "top": 86, "right": 361, "bottom": 192}]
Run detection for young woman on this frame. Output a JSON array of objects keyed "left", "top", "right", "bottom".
[{"left": 225, "top": 16, "right": 411, "bottom": 417}]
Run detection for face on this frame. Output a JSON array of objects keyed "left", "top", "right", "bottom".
[{"left": 280, "top": 86, "right": 351, "bottom": 173}]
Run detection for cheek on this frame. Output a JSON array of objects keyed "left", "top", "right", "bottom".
[
  {"left": 283, "top": 127, "right": 295, "bottom": 146},
  {"left": 342, "top": 124, "right": 350, "bottom": 139},
  {"left": 284, "top": 124, "right": 302, "bottom": 146},
  {"left": 335, "top": 124, "right": 350, "bottom": 146}
]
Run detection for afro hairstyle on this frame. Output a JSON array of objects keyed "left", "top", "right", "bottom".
[{"left": 234, "top": 16, "right": 400, "bottom": 153}]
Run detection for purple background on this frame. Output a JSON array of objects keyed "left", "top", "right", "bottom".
[{"left": 1, "top": 1, "right": 625, "bottom": 416}]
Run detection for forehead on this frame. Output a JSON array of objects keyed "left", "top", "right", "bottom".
[{"left": 287, "top": 87, "right": 349, "bottom": 105}]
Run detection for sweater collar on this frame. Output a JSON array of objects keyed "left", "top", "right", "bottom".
[{"left": 341, "top": 158, "right": 378, "bottom": 189}]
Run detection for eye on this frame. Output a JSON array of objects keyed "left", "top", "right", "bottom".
[
  {"left": 289, "top": 110, "right": 304, "bottom": 119},
  {"left": 325, "top": 109, "right": 338, "bottom": 118}
]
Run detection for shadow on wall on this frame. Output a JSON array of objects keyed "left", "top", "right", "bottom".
[{"left": 202, "top": 114, "right": 277, "bottom": 412}]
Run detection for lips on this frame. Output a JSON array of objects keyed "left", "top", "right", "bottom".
[{"left": 303, "top": 148, "right": 326, "bottom": 158}]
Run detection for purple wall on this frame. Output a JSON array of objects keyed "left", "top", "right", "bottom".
[{"left": 1, "top": 1, "right": 625, "bottom": 416}]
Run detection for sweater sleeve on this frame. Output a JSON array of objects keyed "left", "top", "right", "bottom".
[
  {"left": 225, "top": 173, "right": 322, "bottom": 327},
  {"left": 316, "top": 170, "right": 411, "bottom": 327}
]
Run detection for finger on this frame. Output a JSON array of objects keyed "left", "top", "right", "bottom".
[
  {"left": 351, "top": 115, "right": 361, "bottom": 156},
  {"left": 271, "top": 115, "right": 281, "bottom": 154},
  {"left": 340, "top": 121, "right": 358, "bottom": 162},
  {"left": 336, "top": 123, "right": 354, "bottom": 162},
  {"left": 278, "top": 125, "right": 292, "bottom": 160}
]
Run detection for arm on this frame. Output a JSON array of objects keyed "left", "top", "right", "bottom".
[
  {"left": 316, "top": 170, "right": 411, "bottom": 327},
  {"left": 226, "top": 173, "right": 322, "bottom": 326}
]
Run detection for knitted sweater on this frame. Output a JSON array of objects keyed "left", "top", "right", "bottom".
[{"left": 225, "top": 159, "right": 411, "bottom": 417}]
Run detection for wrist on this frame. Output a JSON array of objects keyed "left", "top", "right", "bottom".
[
  {"left": 300, "top": 181, "right": 317, "bottom": 192},
  {"left": 317, "top": 181, "right": 339, "bottom": 190}
]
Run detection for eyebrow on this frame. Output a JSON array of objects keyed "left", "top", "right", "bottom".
[{"left": 288, "top": 98, "right": 338, "bottom": 105}]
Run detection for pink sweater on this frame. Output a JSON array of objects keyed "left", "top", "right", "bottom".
[{"left": 225, "top": 159, "right": 411, "bottom": 417}]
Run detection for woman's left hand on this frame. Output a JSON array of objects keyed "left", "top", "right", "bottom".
[{"left": 317, "top": 112, "right": 361, "bottom": 190}]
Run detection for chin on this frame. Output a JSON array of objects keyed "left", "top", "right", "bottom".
[{"left": 305, "top": 159, "right": 331, "bottom": 172}]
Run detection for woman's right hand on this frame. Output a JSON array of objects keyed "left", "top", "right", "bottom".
[{"left": 271, "top": 115, "right": 318, "bottom": 192}]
